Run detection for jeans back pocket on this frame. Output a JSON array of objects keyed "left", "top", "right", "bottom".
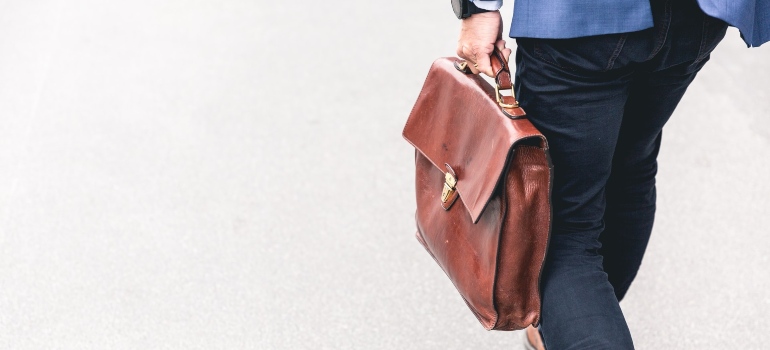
[{"left": 526, "top": 33, "right": 630, "bottom": 73}]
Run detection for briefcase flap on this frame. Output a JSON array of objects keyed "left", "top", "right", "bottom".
[{"left": 403, "top": 57, "right": 547, "bottom": 224}]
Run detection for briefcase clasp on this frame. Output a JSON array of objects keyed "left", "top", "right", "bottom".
[{"left": 441, "top": 165, "right": 459, "bottom": 210}]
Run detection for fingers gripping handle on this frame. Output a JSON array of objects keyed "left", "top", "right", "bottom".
[{"left": 454, "top": 48, "right": 526, "bottom": 119}]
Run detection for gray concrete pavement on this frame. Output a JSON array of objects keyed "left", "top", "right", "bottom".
[{"left": 0, "top": 0, "right": 769, "bottom": 348}]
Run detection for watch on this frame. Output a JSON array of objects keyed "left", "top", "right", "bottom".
[{"left": 451, "top": 0, "right": 491, "bottom": 19}]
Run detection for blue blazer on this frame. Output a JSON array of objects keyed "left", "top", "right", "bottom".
[
  {"left": 698, "top": 0, "right": 769, "bottom": 47},
  {"left": 478, "top": 0, "right": 769, "bottom": 47}
]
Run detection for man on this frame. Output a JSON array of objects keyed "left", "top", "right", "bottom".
[{"left": 454, "top": 0, "right": 768, "bottom": 348}]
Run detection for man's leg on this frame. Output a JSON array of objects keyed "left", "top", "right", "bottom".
[
  {"left": 514, "top": 34, "right": 640, "bottom": 349},
  {"left": 599, "top": 0, "right": 729, "bottom": 301},
  {"left": 600, "top": 74, "right": 696, "bottom": 301},
  {"left": 513, "top": 1, "right": 728, "bottom": 348}
]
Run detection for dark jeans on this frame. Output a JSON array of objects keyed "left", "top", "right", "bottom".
[{"left": 513, "top": 0, "right": 728, "bottom": 348}]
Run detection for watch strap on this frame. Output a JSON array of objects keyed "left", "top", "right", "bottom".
[{"left": 466, "top": 1, "right": 491, "bottom": 17}]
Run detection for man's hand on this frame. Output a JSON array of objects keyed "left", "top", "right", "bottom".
[{"left": 457, "top": 11, "right": 512, "bottom": 77}]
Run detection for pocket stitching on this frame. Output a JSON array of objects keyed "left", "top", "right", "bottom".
[
  {"left": 531, "top": 35, "right": 630, "bottom": 73},
  {"left": 604, "top": 34, "right": 629, "bottom": 71},
  {"left": 690, "top": 16, "right": 728, "bottom": 68},
  {"left": 693, "top": 15, "right": 710, "bottom": 65},
  {"left": 532, "top": 41, "right": 577, "bottom": 72}
]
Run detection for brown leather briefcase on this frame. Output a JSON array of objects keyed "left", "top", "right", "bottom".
[{"left": 402, "top": 50, "right": 552, "bottom": 331}]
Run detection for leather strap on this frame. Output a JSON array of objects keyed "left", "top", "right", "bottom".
[
  {"left": 489, "top": 48, "right": 526, "bottom": 118},
  {"left": 453, "top": 48, "right": 527, "bottom": 119},
  {"left": 490, "top": 49, "right": 511, "bottom": 88}
]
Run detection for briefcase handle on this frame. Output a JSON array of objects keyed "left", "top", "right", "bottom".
[{"left": 454, "top": 48, "right": 526, "bottom": 119}]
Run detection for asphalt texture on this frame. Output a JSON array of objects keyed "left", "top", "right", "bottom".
[{"left": 1, "top": 1, "right": 769, "bottom": 349}]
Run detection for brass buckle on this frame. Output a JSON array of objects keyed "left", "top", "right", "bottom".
[
  {"left": 495, "top": 84, "right": 519, "bottom": 109},
  {"left": 441, "top": 172, "right": 457, "bottom": 204}
]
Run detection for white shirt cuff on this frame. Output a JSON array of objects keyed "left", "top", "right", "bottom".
[{"left": 470, "top": 0, "right": 503, "bottom": 11}]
